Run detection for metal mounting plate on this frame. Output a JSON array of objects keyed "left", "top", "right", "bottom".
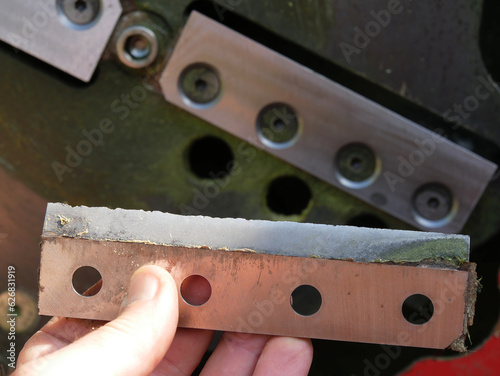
[
  {"left": 159, "top": 12, "right": 497, "bottom": 233},
  {"left": 0, "top": 0, "right": 122, "bottom": 82}
]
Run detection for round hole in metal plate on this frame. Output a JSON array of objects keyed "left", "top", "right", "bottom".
[
  {"left": 402, "top": 294, "right": 434, "bottom": 325},
  {"left": 187, "top": 136, "right": 234, "bottom": 180},
  {"left": 266, "top": 176, "right": 312, "bottom": 216},
  {"left": 72, "top": 266, "right": 102, "bottom": 297},
  {"left": 290, "top": 285, "right": 322, "bottom": 316},
  {"left": 181, "top": 275, "right": 212, "bottom": 306}
]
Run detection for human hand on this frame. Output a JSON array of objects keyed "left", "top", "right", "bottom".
[{"left": 14, "top": 265, "right": 313, "bottom": 375}]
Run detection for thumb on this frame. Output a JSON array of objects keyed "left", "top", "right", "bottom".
[{"left": 41, "top": 265, "right": 178, "bottom": 376}]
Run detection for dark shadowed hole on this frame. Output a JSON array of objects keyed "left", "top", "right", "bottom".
[
  {"left": 266, "top": 176, "right": 312, "bottom": 215},
  {"left": 72, "top": 266, "right": 102, "bottom": 296},
  {"left": 188, "top": 136, "right": 234, "bottom": 179},
  {"left": 125, "top": 35, "right": 151, "bottom": 60},
  {"left": 75, "top": 0, "right": 87, "bottom": 11},
  {"left": 195, "top": 78, "right": 208, "bottom": 92},
  {"left": 350, "top": 157, "right": 363, "bottom": 169},
  {"left": 290, "top": 285, "right": 322, "bottom": 316},
  {"left": 181, "top": 275, "right": 212, "bottom": 306},
  {"left": 272, "top": 118, "right": 285, "bottom": 131},
  {"left": 402, "top": 294, "right": 434, "bottom": 325},
  {"left": 347, "top": 214, "right": 387, "bottom": 229},
  {"left": 427, "top": 197, "right": 440, "bottom": 209}
]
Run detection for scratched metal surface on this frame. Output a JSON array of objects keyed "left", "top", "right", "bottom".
[{"left": 39, "top": 236, "right": 470, "bottom": 349}]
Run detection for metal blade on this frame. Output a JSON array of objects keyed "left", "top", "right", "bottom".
[{"left": 44, "top": 202, "right": 469, "bottom": 263}]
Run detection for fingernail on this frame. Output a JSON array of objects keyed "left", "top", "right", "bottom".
[{"left": 120, "top": 270, "right": 159, "bottom": 312}]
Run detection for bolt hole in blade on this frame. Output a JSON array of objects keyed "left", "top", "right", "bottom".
[
  {"left": 72, "top": 266, "right": 102, "bottom": 297},
  {"left": 290, "top": 285, "right": 323, "bottom": 316},
  {"left": 181, "top": 275, "right": 212, "bottom": 306},
  {"left": 402, "top": 294, "right": 434, "bottom": 325}
]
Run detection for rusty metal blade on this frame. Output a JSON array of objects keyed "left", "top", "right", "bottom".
[
  {"left": 43, "top": 203, "right": 469, "bottom": 263},
  {"left": 39, "top": 204, "right": 475, "bottom": 350},
  {"left": 39, "top": 237, "right": 472, "bottom": 349}
]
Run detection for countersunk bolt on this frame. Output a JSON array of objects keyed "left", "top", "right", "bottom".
[
  {"left": 413, "top": 183, "right": 453, "bottom": 222},
  {"left": 58, "top": 0, "right": 100, "bottom": 26},
  {"left": 256, "top": 103, "right": 300, "bottom": 148},
  {"left": 336, "top": 143, "right": 377, "bottom": 184},
  {"left": 179, "top": 63, "right": 221, "bottom": 106}
]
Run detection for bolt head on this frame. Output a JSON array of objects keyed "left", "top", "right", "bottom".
[
  {"left": 336, "top": 143, "right": 377, "bottom": 183},
  {"left": 256, "top": 103, "right": 300, "bottom": 147},
  {"left": 58, "top": 0, "right": 100, "bottom": 26},
  {"left": 413, "top": 183, "right": 453, "bottom": 221},
  {"left": 179, "top": 63, "right": 221, "bottom": 105}
]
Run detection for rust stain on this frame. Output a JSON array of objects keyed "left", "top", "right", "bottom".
[{"left": 38, "top": 237, "right": 474, "bottom": 350}]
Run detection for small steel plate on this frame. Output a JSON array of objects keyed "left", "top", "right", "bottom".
[
  {"left": 0, "top": 0, "right": 122, "bottom": 82},
  {"left": 159, "top": 12, "right": 497, "bottom": 233}
]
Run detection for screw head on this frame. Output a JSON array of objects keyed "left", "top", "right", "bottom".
[
  {"left": 335, "top": 143, "right": 378, "bottom": 188},
  {"left": 256, "top": 103, "right": 300, "bottom": 148},
  {"left": 413, "top": 183, "right": 453, "bottom": 222},
  {"left": 179, "top": 63, "right": 221, "bottom": 106},
  {"left": 116, "top": 26, "right": 158, "bottom": 69},
  {"left": 58, "top": 0, "right": 100, "bottom": 26}
]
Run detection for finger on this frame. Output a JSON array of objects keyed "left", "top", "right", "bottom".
[
  {"left": 17, "top": 317, "right": 106, "bottom": 364},
  {"left": 17, "top": 265, "right": 179, "bottom": 376},
  {"left": 18, "top": 279, "right": 107, "bottom": 365},
  {"left": 152, "top": 328, "right": 214, "bottom": 376},
  {"left": 200, "top": 332, "right": 270, "bottom": 376},
  {"left": 253, "top": 337, "right": 313, "bottom": 376}
]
